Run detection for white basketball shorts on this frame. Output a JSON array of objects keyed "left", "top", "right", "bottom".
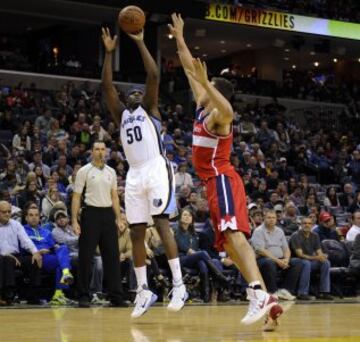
[{"left": 125, "top": 155, "right": 177, "bottom": 224}]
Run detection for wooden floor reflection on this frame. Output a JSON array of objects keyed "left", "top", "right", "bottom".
[{"left": 1, "top": 303, "right": 360, "bottom": 341}]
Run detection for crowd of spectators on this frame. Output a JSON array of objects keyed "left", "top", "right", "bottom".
[{"left": 0, "top": 75, "right": 359, "bottom": 307}]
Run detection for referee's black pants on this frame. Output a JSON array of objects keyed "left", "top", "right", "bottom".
[{"left": 78, "top": 206, "right": 124, "bottom": 302}]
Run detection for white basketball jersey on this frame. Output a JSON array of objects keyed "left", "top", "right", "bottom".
[{"left": 120, "top": 106, "right": 164, "bottom": 167}]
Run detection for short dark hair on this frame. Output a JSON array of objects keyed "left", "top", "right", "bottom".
[
  {"left": 24, "top": 203, "right": 39, "bottom": 216},
  {"left": 91, "top": 140, "right": 106, "bottom": 150},
  {"left": 212, "top": 77, "right": 234, "bottom": 100}
]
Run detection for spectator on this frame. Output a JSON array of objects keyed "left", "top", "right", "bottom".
[
  {"left": 145, "top": 223, "right": 170, "bottom": 291},
  {"left": 12, "top": 125, "right": 31, "bottom": 152},
  {"left": 161, "top": 123, "right": 177, "bottom": 153},
  {"left": 41, "top": 188, "right": 62, "bottom": 220},
  {"left": 28, "top": 150, "right": 51, "bottom": 178},
  {"left": 277, "top": 157, "right": 293, "bottom": 181},
  {"left": 51, "top": 155, "right": 73, "bottom": 178},
  {"left": 174, "top": 208, "right": 228, "bottom": 302},
  {"left": 24, "top": 206, "right": 74, "bottom": 305},
  {"left": 339, "top": 183, "right": 354, "bottom": 209},
  {"left": 348, "top": 150, "right": 360, "bottom": 191},
  {"left": 34, "top": 165, "right": 47, "bottom": 192},
  {"left": 289, "top": 185, "right": 305, "bottom": 207},
  {"left": 346, "top": 210, "right": 360, "bottom": 242},
  {"left": 17, "top": 179, "right": 42, "bottom": 209},
  {"left": 34, "top": 108, "right": 52, "bottom": 134},
  {"left": 0, "top": 158, "right": 22, "bottom": 190},
  {"left": 47, "top": 118, "right": 68, "bottom": 142},
  {"left": 299, "top": 193, "right": 319, "bottom": 216},
  {"left": 176, "top": 185, "right": 192, "bottom": 209},
  {"left": 0, "top": 189, "right": 22, "bottom": 222},
  {"left": 251, "top": 210, "right": 302, "bottom": 300},
  {"left": 249, "top": 209, "right": 264, "bottom": 232},
  {"left": 280, "top": 201, "right": 300, "bottom": 236},
  {"left": 0, "top": 200, "right": 42, "bottom": 304},
  {"left": 349, "top": 234, "right": 360, "bottom": 276},
  {"left": 51, "top": 209, "right": 105, "bottom": 304},
  {"left": 290, "top": 216, "right": 333, "bottom": 300},
  {"left": 348, "top": 192, "right": 360, "bottom": 213},
  {"left": 264, "top": 191, "right": 280, "bottom": 209},
  {"left": 175, "top": 163, "right": 193, "bottom": 188},
  {"left": 118, "top": 213, "right": 136, "bottom": 292},
  {"left": 323, "top": 186, "right": 340, "bottom": 209},
  {"left": 313, "top": 212, "right": 340, "bottom": 242}
]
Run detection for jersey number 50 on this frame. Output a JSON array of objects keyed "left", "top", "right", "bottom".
[{"left": 126, "top": 126, "right": 143, "bottom": 144}]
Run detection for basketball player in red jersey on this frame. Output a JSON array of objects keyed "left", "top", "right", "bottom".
[{"left": 169, "top": 13, "right": 283, "bottom": 329}]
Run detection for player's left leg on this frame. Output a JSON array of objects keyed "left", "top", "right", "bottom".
[
  {"left": 148, "top": 157, "right": 188, "bottom": 311},
  {"left": 223, "top": 231, "right": 280, "bottom": 324},
  {"left": 153, "top": 214, "right": 188, "bottom": 311}
]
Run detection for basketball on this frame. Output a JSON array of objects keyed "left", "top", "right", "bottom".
[{"left": 118, "top": 6, "right": 145, "bottom": 34}]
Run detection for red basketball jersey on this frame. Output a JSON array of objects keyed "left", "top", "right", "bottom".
[{"left": 192, "top": 107, "right": 234, "bottom": 180}]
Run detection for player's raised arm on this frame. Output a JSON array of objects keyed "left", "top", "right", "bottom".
[
  {"left": 168, "top": 13, "right": 203, "bottom": 104},
  {"left": 127, "top": 30, "right": 160, "bottom": 119},
  {"left": 189, "top": 58, "right": 234, "bottom": 124},
  {"left": 101, "top": 27, "right": 126, "bottom": 126}
]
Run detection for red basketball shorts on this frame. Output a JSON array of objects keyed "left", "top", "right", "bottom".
[{"left": 205, "top": 171, "right": 250, "bottom": 251}]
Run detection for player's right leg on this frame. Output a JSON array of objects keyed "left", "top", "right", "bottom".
[
  {"left": 125, "top": 168, "right": 157, "bottom": 318},
  {"left": 206, "top": 173, "right": 282, "bottom": 326},
  {"left": 223, "top": 231, "right": 281, "bottom": 325},
  {"left": 129, "top": 223, "right": 158, "bottom": 318}
]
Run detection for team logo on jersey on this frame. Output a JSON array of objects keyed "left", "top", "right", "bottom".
[
  {"left": 220, "top": 215, "right": 237, "bottom": 232},
  {"left": 153, "top": 198, "right": 163, "bottom": 207}
]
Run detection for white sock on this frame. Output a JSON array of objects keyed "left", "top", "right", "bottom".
[
  {"left": 168, "top": 258, "right": 183, "bottom": 286},
  {"left": 249, "top": 281, "right": 261, "bottom": 289},
  {"left": 134, "top": 266, "right": 148, "bottom": 289}
]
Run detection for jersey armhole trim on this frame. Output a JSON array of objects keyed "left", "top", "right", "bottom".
[
  {"left": 203, "top": 117, "right": 233, "bottom": 140},
  {"left": 148, "top": 113, "right": 162, "bottom": 122}
]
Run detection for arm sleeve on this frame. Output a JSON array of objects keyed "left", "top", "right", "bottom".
[
  {"left": 174, "top": 229, "right": 189, "bottom": 253},
  {"left": 45, "top": 230, "right": 56, "bottom": 249},
  {"left": 52, "top": 228, "right": 79, "bottom": 248},
  {"left": 73, "top": 167, "right": 86, "bottom": 194},
  {"left": 17, "top": 223, "right": 38, "bottom": 254}
]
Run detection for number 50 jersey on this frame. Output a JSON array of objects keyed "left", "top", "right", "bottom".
[{"left": 120, "top": 106, "right": 164, "bottom": 167}]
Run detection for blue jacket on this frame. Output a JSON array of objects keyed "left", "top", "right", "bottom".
[
  {"left": 313, "top": 225, "right": 339, "bottom": 242},
  {"left": 174, "top": 227, "right": 199, "bottom": 256},
  {"left": 24, "top": 224, "right": 56, "bottom": 250}
]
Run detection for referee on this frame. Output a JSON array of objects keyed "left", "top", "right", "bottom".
[{"left": 72, "top": 141, "right": 127, "bottom": 308}]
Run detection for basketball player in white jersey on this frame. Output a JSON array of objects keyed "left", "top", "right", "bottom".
[{"left": 101, "top": 27, "right": 188, "bottom": 318}]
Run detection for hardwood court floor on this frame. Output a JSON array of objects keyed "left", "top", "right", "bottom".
[{"left": 0, "top": 303, "right": 360, "bottom": 342}]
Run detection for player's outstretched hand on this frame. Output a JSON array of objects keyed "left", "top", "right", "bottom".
[
  {"left": 168, "top": 13, "right": 184, "bottom": 40},
  {"left": 187, "top": 58, "right": 209, "bottom": 86},
  {"left": 101, "top": 27, "right": 118, "bottom": 52},
  {"left": 127, "top": 29, "right": 144, "bottom": 42}
]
